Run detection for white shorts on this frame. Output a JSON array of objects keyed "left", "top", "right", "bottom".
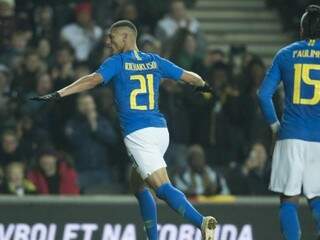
[
  {"left": 269, "top": 139, "right": 320, "bottom": 199},
  {"left": 124, "top": 127, "right": 169, "bottom": 180}
]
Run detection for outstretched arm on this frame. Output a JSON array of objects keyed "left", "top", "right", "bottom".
[
  {"left": 31, "top": 73, "right": 102, "bottom": 101},
  {"left": 181, "top": 70, "right": 213, "bottom": 92},
  {"left": 181, "top": 70, "right": 205, "bottom": 86},
  {"left": 156, "top": 55, "right": 213, "bottom": 92},
  {"left": 58, "top": 73, "right": 102, "bottom": 97}
]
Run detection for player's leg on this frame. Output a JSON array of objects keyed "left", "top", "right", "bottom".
[
  {"left": 145, "top": 167, "right": 217, "bottom": 240},
  {"left": 280, "top": 195, "right": 301, "bottom": 240},
  {"left": 130, "top": 167, "right": 158, "bottom": 240},
  {"left": 124, "top": 127, "right": 216, "bottom": 239},
  {"left": 269, "top": 140, "right": 304, "bottom": 240},
  {"left": 303, "top": 141, "right": 320, "bottom": 239},
  {"left": 146, "top": 167, "right": 203, "bottom": 227},
  {"left": 308, "top": 197, "right": 320, "bottom": 239}
]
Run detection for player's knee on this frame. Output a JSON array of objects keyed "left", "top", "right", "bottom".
[
  {"left": 280, "top": 194, "right": 300, "bottom": 205},
  {"left": 309, "top": 197, "right": 320, "bottom": 217}
]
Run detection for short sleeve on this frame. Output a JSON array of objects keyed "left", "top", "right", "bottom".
[
  {"left": 155, "top": 55, "right": 184, "bottom": 81},
  {"left": 96, "top": 55, "right": 121, "bottom": 85}
]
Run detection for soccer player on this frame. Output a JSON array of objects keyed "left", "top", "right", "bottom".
[
  {"left": 31, "top": 20, "right": 217, "bottom": 240},
  {"left": 257, "top": 5, "right": 320, "bottom": 240}
]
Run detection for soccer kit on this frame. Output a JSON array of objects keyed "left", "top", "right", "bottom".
[
  {"left": 96, "top": 50, "right": 183, "bottom": 179},
  {"left": 258, "top": 39, "right": 320, "bottom": 198}
]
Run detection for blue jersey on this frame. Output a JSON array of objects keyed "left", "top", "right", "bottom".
[
  {"left": 96, "top": 50, "right": 183, "bottom": 136},
  {"left": 258, "top": 39, "right": 320, "bottom": 142}
]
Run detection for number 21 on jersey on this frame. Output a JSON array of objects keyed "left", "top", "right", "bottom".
[
  {"left": 130, "top": 74, "right": 155, "bottom": 110},
  {"left": 293, "top": 64, "right": 320, "bottom": 105}
]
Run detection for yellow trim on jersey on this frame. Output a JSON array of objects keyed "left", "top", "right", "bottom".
[
  {"left": 308, "top": 39, "right": 316, "bottom": 46},
  {"left": 133, "top": 50, "right": 142, "bottom": 61}
]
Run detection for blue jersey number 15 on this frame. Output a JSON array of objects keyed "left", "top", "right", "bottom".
[
  {"left": 130, "top": 74, "right": 155, "bottom": 110},
  {"left": 293, "top": 64, "right": 320, "bottom": 105}
]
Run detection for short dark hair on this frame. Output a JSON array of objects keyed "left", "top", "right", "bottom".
[
  {"left": 110, "top": 20, "right": 137, "bottom": 35},
  {"left": 301, "top": 5, "right": 320, "bottom": 39},
  {"left": 36, "top": 148, "right": 58, "bottom": 161}
]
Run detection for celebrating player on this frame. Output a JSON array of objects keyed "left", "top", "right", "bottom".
[
  {"left": 258, "top": 5, "right": 320, "bottom": 240},
  {"left": 31, "top": 20, "right": 217, "bottom": 240}
]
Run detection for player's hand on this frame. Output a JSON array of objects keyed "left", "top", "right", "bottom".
[
  {"left": 270, "top": 121, "right": 280, "bottom": 134},
  {"left": 29, "top": 91, "right": 61, "bottom": 101},
  {"left": 194, "top": 82, "right": 213, "bottom": 93}
]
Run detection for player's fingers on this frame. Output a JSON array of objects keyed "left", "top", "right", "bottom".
[{"left": 29, "top": 96, "right": 48, "bottom": 101}]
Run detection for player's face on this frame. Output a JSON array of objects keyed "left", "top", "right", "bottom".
[{"left": 106, "top": 29, "right": 125, "bottom": 54}]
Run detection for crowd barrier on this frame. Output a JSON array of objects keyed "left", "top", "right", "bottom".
[{"left": 0, "top": 196, "right": 315, "bottom": 240}]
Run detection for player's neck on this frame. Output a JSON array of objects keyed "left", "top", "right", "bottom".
[{"left": 123, "top": 44, "right": 139, "bottom": 53}]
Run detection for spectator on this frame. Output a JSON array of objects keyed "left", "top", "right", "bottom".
[
  {"left": 0, "top": 64, "right": 18, "bottom": 131},
  {"left": 227, "top": 142, "right": 271, "bottom": 195},
  {"left": 21, "top": 72, "right": 57, "bottom": 139},
  {"left": 174, "top": 144, "right": 230, "bottom": 196},
  {"left": 60, "top": 2, "right": 102, "bottom": 62},
  {"left": 16, "top": 114, "right": 51, "bottom": 162},
  {"left": 28, "top": 149, "right": 80, "bottom": 195},
  {"left": 207, "top": 62, "right": 245, "bottom": 165},
  {"left": 169, "top": 28, "right": 200, "bottom": 70},
  {"left": 0, "top": 162, "right": 37, "bottom": 195},
  {"left": 65, "top": 94, "right": 118, "bottom": 193},
  {"left": 155, "top": 0, "right": 204, "bottom": 52},
  {"left": 13, "top": 50, "right": 46, "bottom": 95},
  {"left": 92, "top": 0, "right": 118, "bottom": 28},
  {"left": 0, "top": 31, "right": 28, "bottom": 68},
  {"left": 36, "top": 38, "right": 53, "bottom": 66},
  {"left": 239, "top": 57, "right": 282, "bottom": 152},
  {"left": 138, "top": 33, "right": 162, "bottom": 54},
  {"left": 192, "top": 49, "right": 226, "bottom": 80},
  {"left": 34, "top": 72, "right": 53, "bottom": 97},
  {"left": 160, "top": 80, "right": 190, "bottom": 170},
  {"left": 0, "top": 130, "right": 23, "bottom": 166},
  {"left": 74, "top": 63, "right": 90, "bottom": 79},
  {"left": 0, "top": 64, "right": 12, "bottom": 120},
  {"left": 0, "top": 0, "right": 15, "bottom": 51},
  {"left": 88, "top": 38, "right": 113, "bottom": 70},
  {"left": 33, "top": 5, "right": 57, "bottom": 47},
  {"left": 135, "top": 0, "right": 168, "bottom": 31},
  {"left": 181, "top": 50, "right": 225, "bottom": 148},
  {"left": 115, "top": 2, "right": 142, "bottom": 31},
  {"left": 0, "top": 166, "right": 4, "bottom": 187},
  {"left": 51, "top": 43, "right": 75, "bottom": 90},
  {"left": 24, "top": 72, "right": 54, "bottom": 114}
]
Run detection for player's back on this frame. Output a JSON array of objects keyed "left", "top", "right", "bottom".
[
  {"left": 277, "top": 39, "right": 320, "bottom": 141},
  {"left": 97, "top": 50, "right": 183, "bottom": 136}
]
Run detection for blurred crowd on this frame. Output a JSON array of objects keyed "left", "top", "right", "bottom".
[{"left": 0, "top": 0, "right": 283, "bottom": 196}]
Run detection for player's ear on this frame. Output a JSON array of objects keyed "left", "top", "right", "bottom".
[
  {"left": 123, "top": 33, "right": 128, "bottom": 42},
  {"left": 300, "top": 28, "right": 304, "bottom": 39}
]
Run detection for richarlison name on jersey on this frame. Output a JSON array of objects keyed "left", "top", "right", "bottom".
[
  {"left": 125, "top": 61, "right": 157, "bottom": 71},
  {"left": 293, "top": 49, "right": 320, "bottom": 58}
]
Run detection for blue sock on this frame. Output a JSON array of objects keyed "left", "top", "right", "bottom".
[
  {"left": 279, "top": 202, "right": 301, "bottom": 240},
  {"left": 310, "top": 198, "right": 320, "bottom": 236},
  {"left": 155, "top": 183, "right": 203, "bottom": 228},
  {"left": 135, "top": 188, "right": 158, "bottom": 240}
]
